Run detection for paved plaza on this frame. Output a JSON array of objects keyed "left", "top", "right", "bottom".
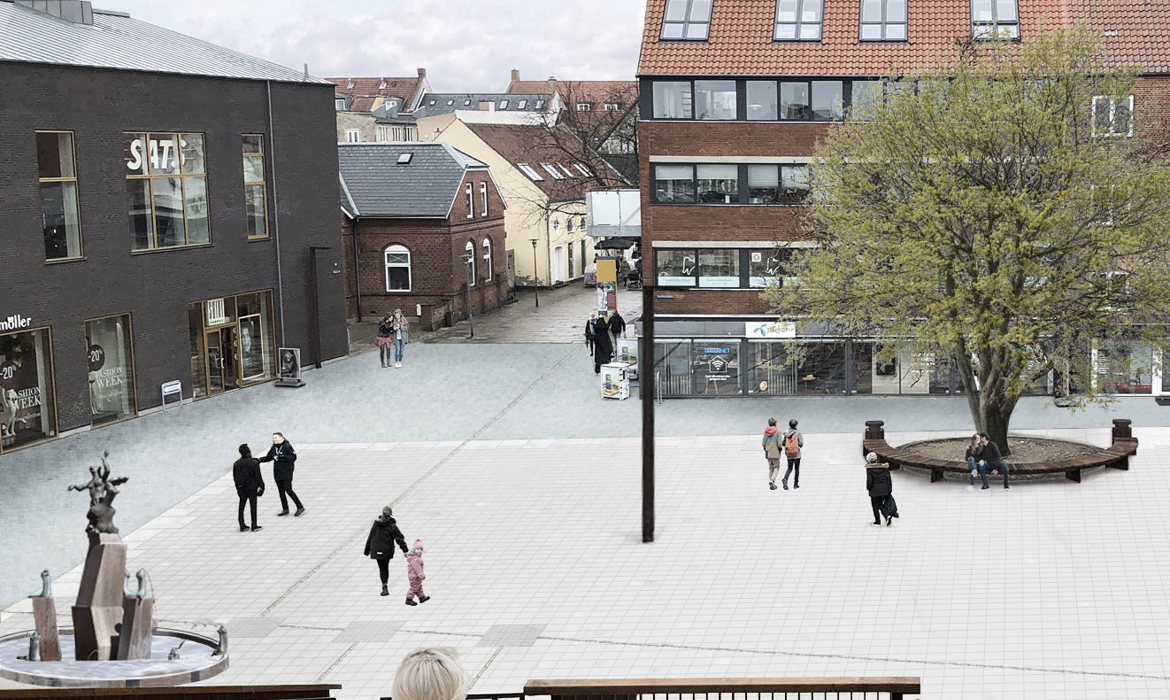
[{"left": 2, "top": 288, "right": 1170, "bottom": 699}]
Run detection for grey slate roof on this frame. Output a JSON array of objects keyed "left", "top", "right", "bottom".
[
  {"left": 338, "top": 142, "right": 489, "bottom": 218},
  {"left": 414, "top": 93, "right": 549, "bottom": 118},
  {"left": 0, "top": 1, "right": 328, "bottom": 84}
]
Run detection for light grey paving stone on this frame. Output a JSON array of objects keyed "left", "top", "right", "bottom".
[
  {"left": 226, "top": 616, "right": 284, "bottom": 639},
  {"left": 333, "top": 621, "right": 404, "bottom": 643},
  {"left": 478, "top": 624, "right": 547, "bottom": 647}
]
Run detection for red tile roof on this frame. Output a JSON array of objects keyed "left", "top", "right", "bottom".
[
  {"left": 508, "top": 79, "right": 639, "bottom": 107},
  {"left": 327, "top": 76, "right": 425, "bottom": 112},
  {"left": 637, "top": 0, "right": 1170, "bottom": 76},
  {"left": 465, "top": 122, "right": 608, "bottom": 201}
]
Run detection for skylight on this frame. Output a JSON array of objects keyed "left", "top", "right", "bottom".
[
  {"left": 573, "top": 163, "right": 592, "bottom": 176},
  {"left": 518, "top": 100, "right": 528, "bottom": 109},
  {"left": 397, "top": 153, "right": 413, "bottom": 164},
  {"left": 517, "top": 163, "right": 545, "bottom": 181},
  {"left": 541, "top": 163, "right": 565, "bottom": 180},
  {"left": 559, "top": 164, "right": 576, "bottom": 178},
  {"left": 499, "top": 100, "right": 509, "bottom": 109}
]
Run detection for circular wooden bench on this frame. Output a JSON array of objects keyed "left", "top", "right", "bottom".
[{"left": 861, "top": 419, "right": 1137, "bottom": 483}]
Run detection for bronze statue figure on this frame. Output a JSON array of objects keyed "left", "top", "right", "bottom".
[
  {"left": 29, "top": 569, "right": 51, "bottom": 598},
  {"left": 67, "top": 452, "right": 128, "bottom": 535}
]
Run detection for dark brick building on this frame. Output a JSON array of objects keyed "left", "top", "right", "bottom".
[
  {"left": 0, "top": 0, "right": 346, "bottom": 453},
  {"left": 638, "top": 0, "right": 1170, "bottom": 398},
  {"left": 339, "top": 142, "right": 508, "bottom": 330}
]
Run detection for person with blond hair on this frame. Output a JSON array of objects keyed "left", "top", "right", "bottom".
[{"left": 392, "top": 647, "right": 468, "bottom": 700}]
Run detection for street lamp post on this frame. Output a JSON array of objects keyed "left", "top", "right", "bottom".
[
  {"left": 529, "top": 238, "right": 540, "bottom": 308},
  {"left": 462, "top": 252, "right": 475, "bottom": 339}
]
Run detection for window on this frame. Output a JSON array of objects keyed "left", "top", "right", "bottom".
[
  {"left": 971, "top": 0, "right": 1019, "bottom": 39},
  {"left": 465, "top": 241, "right": 476, "bottom": 286},
  {"left": 698, "top": 249, "right": 740, "bottom": 287},
  {"left": 605, "top": 103, "right": 620, "bottom": 111},
  {"left": 654, "top": 164, "right": 697, "bottom": 203},
  {"left": 483, "top": 238, "right": 493, "bottom": 281},
  {"left": 748, "top": 165, "right": 780, "bottom": 204},
  {"left": 656, "top": 249, "right": 698, "bottom": 286},
  {"left": 446, "top": 99, "right": 454, "bottom": 106},
  {"left": 0, "top": 326, "right": 57, "bottom": 453},
  {"left": 574, "top": 163, "right": 593, "bottom": 177},
  {"left": 576, "top": 103, "right": 593, "bottom": 111},
  {"left": 37, "top": 131, "right": 83, "bottom": 260},
  {"left": 1093, "top": 96, "right": 1133, "bottom": 137},
  {"left": 518, "top": 100, "right": 528, "bottom": 109},
  {"left": 661, "top": 0, "right": 713, "bottom": 40},
  {"left": 378, "top": 125, "right": 391, "bottom": 141},
  {"left": 517, "top": 163, "right": 544, "bottom": 181},
  {"left": 860, "top": 0, "right": 907, "bottom": 40},
  {"left": 398, "top": 153, "right": 413, "bottom": 164},
  {"left": 695, "top": 80, "right": 737, "bottom": 120},
  {"left": 850, "top": 79, "right": 884, "bottom": 120},
  {"left": 466, "top": 183, "right": 474, "bottom": 218},
  {"left": 242, "top": 135, "right": 268, "bottom": 239},
  {"left": 567, "top": 218, "right": 575, "bottom": 233},
  {"left": 749, "top": 248, "right": 793, "bottom": 287},
  {"left": 541, "top": 163, "right": 566, "bottom": 180},
  {"left": 124, "top": 132, "right": 209, "bottom": 250},
  {"left": 781, "top": 81, "right": 811, "bottom": 120},
  {"left": 775, "top": 0, "right": 824, "bottom": 41},
  {"left": 747, "top": 81, "right": 779, "bottom": 120},
  {"left": 560, "top": 164, "right": 577, "bottom": 178},
  {"left": 480, "top": 182, "right": 488, "bottom": 216},
  {"left": 652, "top": 80, "right": 693, "bottom": 119},
  {"left": 392, "top": 126, "right": 415, "bottom": 141},
  {"left": 335, "top": 97, "right": 347, "bottom": 110},
  {"left": 781, "top": 165, "right": 811, "bottom": 204},
  {"left": 499, "top": 100, "right": 509, "bottom": 109},
  {"left": 811, "top": 81, "right": 845, "bottom": 120},
  {"left": 536, "top": 99, "right": 546, "bottom": 109},
  {"left": 655, "top": 163, "right": 811, "bottom": 205},
  {"left": 345, "top": 129, "right": 360, "bottom": 142},
  {"left": 85, "top": 314, "right": 137, "bottom": 426},
  {"left": 696, "top": 164, "right": 738, "bottom": 203},
  {"left": 385, "top": 245, "right": 411, "bottom": 291}
]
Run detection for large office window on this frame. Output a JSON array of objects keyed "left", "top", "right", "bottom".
[
  {"left": 654, "top": 164, "right": 698, "bottom": 203},
  {"left": 124, "top": 132, "right": 209, "bottom": 250},
  {"left": 695, "top": 80, "right": 737, "bottom": 120},
  {"left": 746, "top": 81, "right": 779, "bottom": 120},
  {"left": 860, "top": 0, "right": 907, "bottom": 40},
  {"left": 696, "top": 165, "right": 738, "bottom": 203},
  {"left": 775, "top": 0, "right": 824, "bottom": 40},
  {"left": 385, "top": 245, "right": 411, "bottom": 291},
  {"left": 242, "top": 135, "right": 268, "bottom": 239},
  {"left": 37, "top": 131, "right": 83, "bottom": 260},
  {"left": 653, "top": 80, "right": 694, "bottom": 119},
  {"left": 971, "top": 0, "right": 1019, "bottom": 39},
  {"left": 654, "top": 163, "right": 809, "bottom": 205},
  {"left": 661, "top": 0, "right": 713, "bottom": 40},
  {"left": 85, "top": 314, "right": 137, "bottom": 427},
  {"left": 698, "top": 249, "right": 740, "bottom": 288}
]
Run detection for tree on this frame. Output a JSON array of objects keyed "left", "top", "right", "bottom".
[{"left": 766, "top": 26, "right": 1170, "bottom": 453}]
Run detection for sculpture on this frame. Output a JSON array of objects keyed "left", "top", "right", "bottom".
[
  {"left": 212, "top": 625, "right": 228, "bottom": 656},
  {"left": 135, "top": 569, "right": 149, "bottom": 599},
  {"left": 30, "top": 569, "right": 51, "bottom": 598},
  {"left": 168, "top": 640, "right": 185, "bottom": 660},
  {"left": 67, "top": 452, "right": 128, "bottom": 535}
]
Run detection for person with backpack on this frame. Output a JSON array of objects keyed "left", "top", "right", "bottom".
[
  {"left": 761, "top": 417, "right": 783, "bottom": 490},
  {"left": 781, "top": 419, "right": 803, "bottom": 490}
]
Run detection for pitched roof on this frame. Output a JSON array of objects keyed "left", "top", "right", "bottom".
[
  {"left": 328, "top": 75, "right": 427, "bottom": 113},
  {"left": 509, "top": 79, "right": 638, "bottom": 108},
  {"left": 637, "top": 0, "right": 1170, "bottom": 76},
  {"left": 414, "top": 93, "right": 551, "bottom": 119},
  {"left": 0, "top": 0, "right": 327, "bottom": 83},
  {"left": 464, "top": 122, "right": 602, "bottom": 202},
  {"left": 337, "top": 142, "right": 488, "bottom": 218}
]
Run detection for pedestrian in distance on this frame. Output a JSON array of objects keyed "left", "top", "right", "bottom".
[
  {"left": 593, "top": 315, "right": 614, "bottom": 374},
  {"left": 391, "top": 647, "right": 468, "bottom": 700},
  {"left": 258, "top": 432, "right": 304, "bottom": 516},
  {"left": 404, "top": 539, "right": 430, "bottom": 606},
  {"left": 762, "top": 417, "right": 783, "bottom": 490},
  {"left": 233, "top": 444, "right": 265, "bottom": 532},
  {"left": 391, "top": 308, "right": 410, "bottom": 368},
  {"left": 865, "top": 452, "right": 895, "bottom": 526},
  {"left": 364, "top": 506, "right": 408, "bottom": 596},
  {"left": 377, "top": 313, "right": 395, "bottom": 368},
  {"left": 781, "top": 419, "right": 803, "bottom": 489},
  {"left": 584, "top": 312, "right": 597, "bottom": 356},
  {"left": 609, "top": 310, "right": 626, "bottom": 344}
]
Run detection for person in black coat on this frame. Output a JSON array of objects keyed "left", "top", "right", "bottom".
[
  {"left": 584, "top": 312, "right": 597, "bottom": 356},
  {"left": 258, "top": 432, "right": 304, "bottom": 516},
  {"left": 364, "top": 506, "right": 409, "bottom": 596},
  {"left": 865, "top": 452, "right": 894, "bottom": 526},
  {"left": 609, "top": 311, "right": 626, "bottom": 345},
  {"left": 593, "top": 316, "right": 614, "bottom": 373},
  {"left": 233, "top": 444, "right": 265, "bottom": 532}
]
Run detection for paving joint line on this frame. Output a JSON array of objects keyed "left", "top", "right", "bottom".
[
  {"left": 470, "top": 647, "right": 504, "bottom": 688},
  {"left": 316, "top": 641, "right": 357, "bottom": 682},
  {"left": 259, "top": 346, "right": 576, "bottom": 616}
]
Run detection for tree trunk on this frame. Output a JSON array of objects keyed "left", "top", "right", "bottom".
[{"left": 978, "top": 386, "right": 1014, "bottom": 456}]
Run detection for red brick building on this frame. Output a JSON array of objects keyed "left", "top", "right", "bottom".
[
  {"left": 339, "top": 142, "right": 507, "bottom": 329},
  {"left": 637, "top": 0, "right": 1170, "bottom": 398}
]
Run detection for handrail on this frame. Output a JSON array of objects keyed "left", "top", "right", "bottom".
[
  {"left": 524, "top": 677, "right": 921, "bottom": 698},
  {"left": 0, "top": 685, "right": 342, "bottom": 699}
]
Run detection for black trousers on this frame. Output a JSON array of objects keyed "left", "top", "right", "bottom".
[
  {"left": 783, "top": 458, "right": 801, "bottom": 486},
  {"left": 586, "top": 335, "right": 594, "bottom": 355},
  {"left": 238, "top": 491, "right": 258, "bottom": 528},
  {"left": 871, "top": 496, "right": 885, "bottom": 524},
  {"left": 376, "top": 558, "right": 390, "bottom": 584},
  {"left": 275, "top": 478, "right": 303, "bottom": 511}
]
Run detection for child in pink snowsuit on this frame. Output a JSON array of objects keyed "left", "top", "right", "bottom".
[{"left": 404, "top": 539, "right": 429, "bottom": 606}]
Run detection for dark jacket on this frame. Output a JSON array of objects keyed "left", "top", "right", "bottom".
[
  {"left": 593, "top": 318, "right": 614, "bottom": 363},
  {"left": 982, "top": 440, "right": 1004, "bottom": 466},
  {"left": 965, "top": 445, "right": 983, "bottom": 462},
  {"left": 585, "top": 318, "right": 596, "bottom": 339},
  {"left": 364, "top": 516, "right": 408, "bottom": 560},
  {"left": 866, "top": 465, "right": 892, "bottom": 498},
  {"left": 258, "top": 441, "right": 297, "bottom": 480},
  {"left": 376, "top": 319, "right": 394, "bottom": 339},
  {"left": 609, "top": 312, "right": 626, "bottom": 337},
  {"left": 233, "top": 457, "right": 265, "bottom": 495}
]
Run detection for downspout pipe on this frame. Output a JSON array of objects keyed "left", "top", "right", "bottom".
[{"left": 266, "top": 80, "right": 287, "bottom": 346}]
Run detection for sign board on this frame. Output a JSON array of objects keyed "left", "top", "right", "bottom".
[
  {"left": 0, "top": 314, "right": 33, "bottom": 331},
  {"left": 596, "top": 258, "right": 617, "bottom": 284},
  {"left": 160, "top": 379, "right": 182, "bottom": 410},
  {"left": 276, "top": 347, "right": 305, "bottom": 388},
  {"left": 206, "top": 298, "right": 228, "bottom": 326},
  {"left": 745, "top": 321, "right": 797, "bottom": 339}
]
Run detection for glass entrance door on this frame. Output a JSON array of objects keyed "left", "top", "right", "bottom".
[{"left": 205, "top": 327, "right": 239, "bottom": 395}]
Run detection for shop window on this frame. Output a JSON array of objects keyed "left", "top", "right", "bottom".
[
  {"left": 661, "top": 0, "right": 713, "bottom": 40},
  {"left": 385, "top": 245, "right": 412, "bottom": 292},
  {"left": 654, "top": 340, "right": 694, "bottom": 396},
  {"left": 748, "top": 342, "right": 798, "bottom": 395},
  {"left": 775, "top": 0, "right": 824, "bottom": 41},
  {"left": 86, "top": 315, "right": 137, "bottom": 426},
  {"left": 652, "top": 81, "right": 693, "bottom": 119},
  {"left": 482, "top": 238, "right": 493, "bottom": 281},
  {"left": 243, "top": 135, "right": 268, "bottom": 239},
  {"left": 861, "top": 0, "right": 907, "bottom": 41},
  {"left": 971, "top": 0, "right": 1019, "bottom": 40},
  {"left": 698, "top": 249, "right": 740, "bottom": 288},
  {"left": 1095, "top": 340, "right": 1153, "bottom": 395},
  {"left": 653, "top": 164, "right": 697, "bottom": 203},
  {"left": 797, "top": 342, "right": 848, "bottom": 395},
  {"left": 696, "top": 164, "right": 738, "bottom": 203},
  {"left": 694, "top": 80, "right": 737, "bottom": 120},
  {"left": 235, "top": 291, "right": 276, "bottom": 384},
  {"left": 124, "top": 132, "right": 210, "bottom": 250},
  {"left": 749, "top": 248, "right": 792, "bottom": 287},
  {"left": 655, "top": 249, "right": 697, "bottom": 286},
  {"left": 746, "top": 81, "right": 779, "bottom": 121},
  {"left": 0, "top": 327, "right": 57, "bottom": 453},
  {"left": 37, "top": 131, "right": 83, "bottom": 260},
  {"left": 693, "top": 342, "right": 741, "bottom": 395}
]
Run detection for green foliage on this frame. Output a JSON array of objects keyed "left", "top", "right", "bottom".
[{"left": 767, "top": 26, "right": 1170, "bottom": 440}]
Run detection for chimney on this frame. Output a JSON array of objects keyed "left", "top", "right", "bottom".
[
  {"left": 547, "top": 76, "right": 558, "bottom": 95},
  {"left": 511, "top": 69, "right": 521, "bottom": 84},
  {"left": 15, "top": 0, "right": 94, "bottom": 24},
  {"left": 417, "top": 68, "right": 427, "bottom": 78}
]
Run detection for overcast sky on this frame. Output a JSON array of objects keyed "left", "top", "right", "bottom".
[{"left": 114, "top": 0, "right": 648, "bottom": 91}]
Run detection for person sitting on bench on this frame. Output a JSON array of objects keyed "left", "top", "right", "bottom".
[{"left": 973, "top": 432, "right": 1010, "bottom": 490}]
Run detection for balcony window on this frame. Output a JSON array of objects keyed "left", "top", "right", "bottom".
[
  {"left": 661, "top": 0, "right": 713, "bottom": 40},
  {"left": 860, "top": 0, "right": 907, "bottom": 41},
  {"left": 775, "top": 0, "right": 824, "bottom": 41},
  {"left": 695, "top": 80, "right": 737, "bottom": 120}
]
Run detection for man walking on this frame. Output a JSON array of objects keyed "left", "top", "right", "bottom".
[
  {"left": 259, "top": 432, "right": 305, "bottom": 516},
  {"left": 762, "top": 417, "right": 783, "bottom": 490},
  {"left": 781, "top": 419, "right": 803, "bottom": 490},
  {"left": 585, "top": 312, "right": 597, "bottom": 356},
  {"left": 609, "top": 310, "right": 627, "bottom": 345},
  {"left": 233, "top": 444, "right": 265, "bottom": 531}
]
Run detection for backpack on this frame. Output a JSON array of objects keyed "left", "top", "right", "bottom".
[{"left": 784, "top": 432, "right": 800, "bottom": 458}]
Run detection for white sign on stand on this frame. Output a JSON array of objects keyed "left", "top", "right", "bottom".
[
  {"left": 601, "top": 362, "right": 631, "bottom": 400},
  {"left": 160, "top": 380, "right": 182, "bottom": 409}
]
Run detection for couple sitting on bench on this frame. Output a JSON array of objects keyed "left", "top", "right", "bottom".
[{"left": 965, "top": 432, "right": 1010, "bottom": 489}]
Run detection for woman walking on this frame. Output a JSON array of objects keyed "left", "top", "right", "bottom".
[
  {"left": 391, "top": 309, "right": 409, "bottom": 368},
  {"left": 865, "top": 452, "right": 894, "bottom": 526},
  {"left": 364, "top": 506, "right": 409, "bottom": 596}
]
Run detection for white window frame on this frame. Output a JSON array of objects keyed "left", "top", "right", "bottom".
[
  {"left": 378, "top": 125, "right": 391, "bottom": 141},
  {"left": 517, "top": 163, "right": 545, "bottom": 181},
  {"left": 574, "top": 162, "right": 592, "bottom": 177},
  {"left": 605, "top": 103, "right": 620, "bottom": 111},
  {"left": 518, "top": 99, "right": 528, "bottom": 109},
  {"left": 335, "top": 97, "right": 347, "bottom": 110},
  {"left": 541, "top": 163, "right": 566, "bottom": 180},
  {"left": 466, "top": 183, "right": 474, "bottom": 218},
  {"left": 483, "top": 238, "right": 493, "bottom": 281},
  {"left": 576, "top": 103, "right": 593, "bottom": 111},
  {"left": 465, "top": 241, "right": 476, "bottom": 287},
  {"left": 499, "top": 99, "right": 509, "bottom": 109},
  {"left": 480, "top": 182, "right": 488, "bottom": 217},
  {"left": 1092, "top": 95, "right": 1134, "bottom": 137},
  {"left": 345, "top": 129, "right": 360, "bottom": 143},
  {"left": 385, "top": 244, "right": 412, "bottom": 292}
]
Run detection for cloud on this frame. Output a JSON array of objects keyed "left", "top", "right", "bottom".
[{"left": 116, "top": 0, "right": 647, "bottom": 89}]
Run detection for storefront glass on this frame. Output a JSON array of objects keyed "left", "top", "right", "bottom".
[
  {"left": 188, "top": 291, "right": 275, "bottom": 399},
  {"left": 85, "top": 315, "right": 137, "bottom": 426},
  {"left": 656, "top": 250, "right": 697, "bottom": 286},
  {"left": 796, "top": 342, "right": 847, "bottom": 395},
  {"left": 1095, "top": 340, "right": 1153, "bottom": 394},
  {"left": 0, "top": 327, "right": 57, "bottom": 452},
  {"left": 693, "top": 342, "right": 741, "bottom": 395},
  {"left": 698, "top": 249, "right": 740, "bottom": 288},
  {"left": 654, "top": 340, "right": 693, "bottom": 397},
  {"left": 747, "top": 341, "right": 798, "bottom": 395}
]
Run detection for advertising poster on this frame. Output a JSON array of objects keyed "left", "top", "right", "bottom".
[
  {"left": 239, "top": 314, "right": 265, "bottom": 380},
  {"left": 278, "top": 347, "right": 302, "bottom": 383}
]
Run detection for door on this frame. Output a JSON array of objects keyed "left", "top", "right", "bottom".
[
  {"left": 204, "top": 327, "right": 239, "bottom": 395},
  {"left": 568, "top": 243, "right": 576, "bottom": 279},
  {"left": 553, "top": 246, "right": 566, "bottom": 283}
]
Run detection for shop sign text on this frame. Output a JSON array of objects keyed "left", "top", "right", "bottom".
[{"left": 0, "top": 315, "right": 32, "bottom": 332}]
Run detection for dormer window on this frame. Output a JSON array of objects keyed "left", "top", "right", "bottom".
[
  {"left": 860, "top": 0, "right": 907, "bottom": 41},
  {"left": 576, "top": 103, "right": 593, "bottom": 111},
  {"left": 775, "top": 0, "right": 824, "bottom": 41},
  {"left": 518, "top": 100, "right": 528, "bottom": 109},
  {"left": 971, "top": 0, "right": 1019, "bottom": 40},
  {"left": 661, "top": 0, "right": 713, "bottom": 41},
  {"left": 335, "top": 97, "right": 347, "bottom": 110}
]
